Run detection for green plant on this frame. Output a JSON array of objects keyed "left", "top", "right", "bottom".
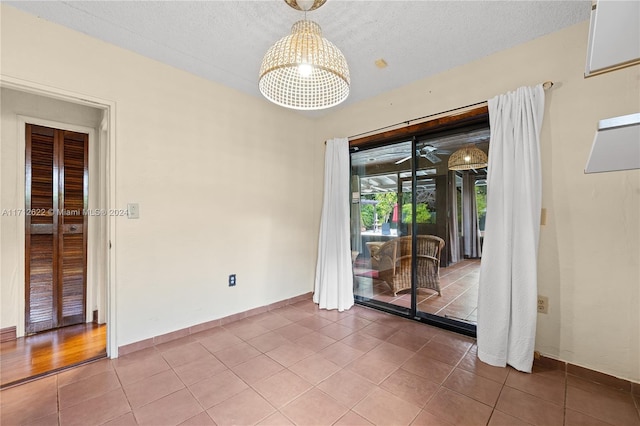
[
  {"left": 374, "top": 192, "right": 397, "bottom": 223},
  {"left": 360, "top": 204, "right": 374, "bottom": 228},
  {"left": 402, "top": 203, "right": 432, "bottom": 223}
]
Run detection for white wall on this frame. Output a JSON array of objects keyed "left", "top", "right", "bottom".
[
  {"left": 317, "top": 21, "right": 640, "bottom": 382},
  {"left": 1, "top": 5, "right": 320, "bottom": 347}
]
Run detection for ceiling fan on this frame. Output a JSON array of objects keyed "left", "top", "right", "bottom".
[
  {"left": 361, "top": 179, "right": 385, "bottom": 193},
  {"left": 395, "top": 145, "right": 443, "bottom": 165}
]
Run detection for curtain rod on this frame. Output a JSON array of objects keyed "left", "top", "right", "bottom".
[{"left": 337, "top": 80, "right": 554, "bottom": 142}]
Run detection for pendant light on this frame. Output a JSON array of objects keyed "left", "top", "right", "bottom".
[
  {"left": 448, "top": 145, "right": 489, "bottom": 170},
  {"left": 259, "top": 0, "right": 350, "bottom": 110}
]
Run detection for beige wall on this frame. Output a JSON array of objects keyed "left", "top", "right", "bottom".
[
  {"left": 317, "top": 21, "right": 640, "bottom": 382},
  {"left": 1, "top": 5, "right": 321, "bottom": 348},
  {"left": 2, "top": 5, "right": 639, "bottom": 383}
]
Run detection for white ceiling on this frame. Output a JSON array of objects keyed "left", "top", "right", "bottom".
[{"left": 8, "top": 1, "right": 591, "bottom": 114}]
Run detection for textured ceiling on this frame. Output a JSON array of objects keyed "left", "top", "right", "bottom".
[{"left": 8, "top": 1, "right": 591, "bottom": 114}]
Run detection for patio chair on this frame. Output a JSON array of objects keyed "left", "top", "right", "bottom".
[{"left": 376, "top": 235, "right": 445, "bottom": 296}]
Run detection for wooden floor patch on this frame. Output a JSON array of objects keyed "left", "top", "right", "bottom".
[{"left": 0, "top": 322, "right": 106, "bottom": 388}]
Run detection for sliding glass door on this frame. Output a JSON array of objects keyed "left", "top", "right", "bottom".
[{"left": 350, "top": 124, "right": 489, "bottom": 334}]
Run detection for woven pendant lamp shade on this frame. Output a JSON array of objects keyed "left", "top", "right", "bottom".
[
  {"left": 259, "top": 20, "right": 350, "bottom": 110},
  {"left": 284, "top": 0, "right": 327, "bottom": 11},
  {"left": 448, "top": 145, "right": 489, "bottom": 170}
]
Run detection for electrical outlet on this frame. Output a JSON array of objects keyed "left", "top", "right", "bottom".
[
  {"left": 537, "top": 296, "right": 549, "bottom": 314},
  {"left": 228, "top": 274, "right": 236, "bottom": 287}
]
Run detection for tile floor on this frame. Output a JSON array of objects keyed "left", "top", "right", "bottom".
[{"left": 2, "top": 299, "right": 639, "bottom": 426}]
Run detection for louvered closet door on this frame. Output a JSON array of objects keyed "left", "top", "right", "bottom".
[
  {"left": 25, "top": 125, "right": 57, "bottom": 333},
  {"left": 25, "top": 124, "right": 88, "bottom": 334}
]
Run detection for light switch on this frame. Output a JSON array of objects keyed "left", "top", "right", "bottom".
[
  {"left": 127, "top": 203, "right": 140, "bottom": 219},
  {"left": 540, "top": 208, "right": 547, "bottom": 226}
]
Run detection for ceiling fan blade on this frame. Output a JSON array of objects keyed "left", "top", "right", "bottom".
[{"left": 395, "top": 155, "right": 411, "bottom": 164}]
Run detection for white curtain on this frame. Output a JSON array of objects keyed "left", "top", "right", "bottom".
[
  {"left": 477, "top": 85, "right": 545, "bottom": 372},
  {"left": 447, "top": 171, "right": 460, "bottom": 264},
  {"left": 462, "top": 171, "right": 482, "bottom": 258},
  {"left": 314, "top": 138, "right": 355, "bottom": 311}
]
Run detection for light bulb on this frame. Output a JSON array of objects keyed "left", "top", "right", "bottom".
[
  {"left": 296, "top": 0, "right": 315, "bottom": 11},
  {"left": 464, "top": 155, "right": 471, "bottom": 162},
  {"left": 298, "top": 63, "right": 313, "bottom": 77}
]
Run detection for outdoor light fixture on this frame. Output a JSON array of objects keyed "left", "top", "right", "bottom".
[
  {"left": 258, "top": 0, "right": 350, "bottom": 110},
  {"left": 448, "top": 145, "right": 489, "bottom": 170}
]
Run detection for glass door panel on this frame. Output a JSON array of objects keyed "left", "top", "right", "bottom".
[
  {"left": 413, "top": 138, "right": 485, "bottom": 330},
  {"left": 351, "top": 142, "right": 411, "bottom": 313}
]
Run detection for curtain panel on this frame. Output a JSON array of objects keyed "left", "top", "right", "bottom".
[
  {"left": 462, "top": 171, "right": 482, "bottom": 258},
  {"left": 447, "top": 171, "right": 460, "bottom": 264},
  {"left": 314, "top": 138, "right": 355, "bottom": 312},
  {"left": 477, "top": 85, "right": 545, "bottom": 372}
]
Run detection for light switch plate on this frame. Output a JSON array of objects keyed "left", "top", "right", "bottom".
[{"left": 127, "top": 203, "right": 140, "bottom": 219}]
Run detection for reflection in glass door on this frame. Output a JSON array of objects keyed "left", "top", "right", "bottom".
[
  {"left": 351, "top": 141, "right": 412, "bottom": 312},
  {"left": 413, "top": 139, "right": 480, "bottom": 326},
  {"left": 350, "top": 126, "right": 489, "bottom": 333}
]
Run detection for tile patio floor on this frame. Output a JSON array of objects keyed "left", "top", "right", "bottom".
[{"left": 355, "top": 259, "right": 480, "bottom": 324}]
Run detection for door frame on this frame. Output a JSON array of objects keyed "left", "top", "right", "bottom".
[{"left": 1, "top": 75, "right": 118, "bottom": 358}]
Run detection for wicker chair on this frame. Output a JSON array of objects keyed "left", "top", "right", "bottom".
[{"left": 376, "top": 235, "right": 445, "bottom": 296}]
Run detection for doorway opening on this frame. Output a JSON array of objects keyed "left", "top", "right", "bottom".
[{"left": 0, "top": 83, "right": 116, "bottom": 388}]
